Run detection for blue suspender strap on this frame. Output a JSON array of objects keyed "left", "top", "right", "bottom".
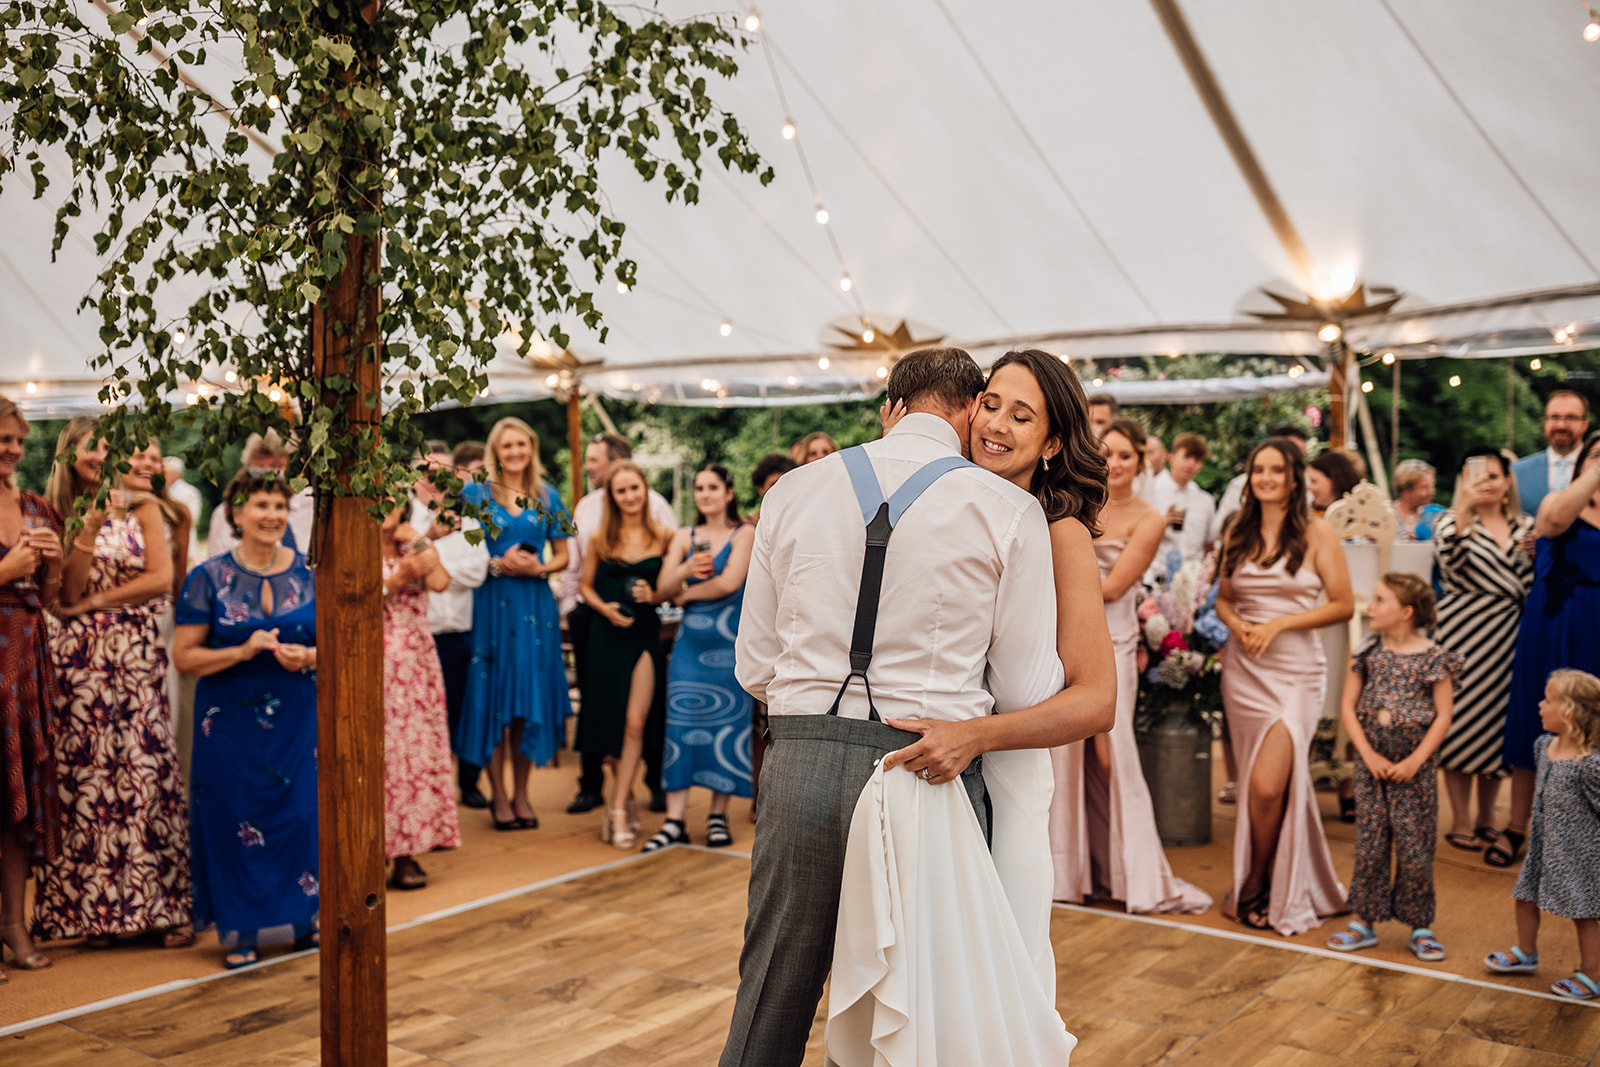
[{"left": 827, "top": 446, "right": 975, "bottom": 721}]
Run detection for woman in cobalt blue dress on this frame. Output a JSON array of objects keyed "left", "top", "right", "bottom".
[
  {"left": 172, "top": 472, "right": 318, "bottom": 969},
  {"left": 642, "top": 464, "right": 755, "bottom": 853},
  {"left": 457, "top": 417, "right": 571, "bottom": 831},
  {"left": 1502, "top": 432, "right": 1600, "bottom": 870}
]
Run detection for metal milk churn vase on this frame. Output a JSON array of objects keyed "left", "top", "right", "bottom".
[{"left": 1137, "top": 695, "right": 1212, "bottom": 847}]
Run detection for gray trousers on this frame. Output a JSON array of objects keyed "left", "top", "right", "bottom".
[{"left": 719, "top": 712, "right": 990, "bottom": 1067}]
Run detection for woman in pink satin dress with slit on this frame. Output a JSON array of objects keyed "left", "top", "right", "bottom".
[
  {"left": 1216, "top": 436, "right": 1354, "bottom": 935},
  {"left": 1052, "top": 418, "right": 1212, "bottom": 913}
]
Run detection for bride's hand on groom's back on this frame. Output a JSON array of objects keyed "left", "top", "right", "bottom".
[{"left": 882, "top": 717, "right": 984, "bottom": 785}]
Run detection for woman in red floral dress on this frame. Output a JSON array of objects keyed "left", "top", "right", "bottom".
[
  {"left": 0, "top": 396, "right": 66, "bottom": 979},
  {"left": 380, "top": 503, "right": 461, "bottom": 890},
  {"left": 35, "top": 419, "right": 191, "bottom": 947}
]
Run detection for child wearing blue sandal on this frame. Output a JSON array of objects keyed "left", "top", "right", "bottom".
[
  {"left": 1326, "top": 574, "right": 1461, "bottom": 963},
  {"left": 1484, "top": 669, "right": 1600, "bottom": 1000}
]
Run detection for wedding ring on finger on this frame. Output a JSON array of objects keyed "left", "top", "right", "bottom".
[{"left": 918, "top": 767, "right": 933, "bottom": 782}]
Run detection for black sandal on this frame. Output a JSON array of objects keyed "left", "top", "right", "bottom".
[
  {"left": 1485, "top": 829, "right": 1525, "bottom": 869},
  {"left": 1236, "top": 884, "right": 1273, "bottom": 931},
  {"left": 1338, "top": 796, "right": 1357, "bottom": 824},
  {"left": 1474, "top": 825, "right": 1501, "bottom": 845},
  {"left": 642, "top": 818, "right": 687, "bottom": 854},
  {"left": 705, "top": 813, "right": 733, "bottom": 848}
]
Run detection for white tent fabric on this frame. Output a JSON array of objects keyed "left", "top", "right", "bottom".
[{"left": 2, "top": 1, "right": 1597, "bottom": 409}]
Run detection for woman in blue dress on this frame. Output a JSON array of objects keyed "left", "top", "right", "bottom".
[
  {"left": 642, "top": 464, "right": 754, "bottom": 852},
  {"left": 457, "top": 417, "right": 571, "bottom": 832},
  {"left": 172, "top": 471, "right": 318, "bottom": 969},
  {"left": 1502, "top": 431, "right": 1600, "bottom": 870}
]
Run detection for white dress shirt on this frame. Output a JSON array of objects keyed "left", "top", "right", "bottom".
[
  {"left": 557, "top": 485, "right": 677, "bottom": 615},
  {"left": 206, "top": 486, "right": 315, "bottom": 559},
  {"left": 1550, "top": 447, "right": 1578, "bottom": 494},
  {"left": 409, "top": 500, "right": 490, "bottom": 635},
  {"left": 1143, "top": 469, "right": 1216, "bottom": 579},
  {"left": 736, "top": 413, "right": 1063, "bottom": 722},
  {"left": 166, "top": 477, "right": 205, "bottom": 563}
]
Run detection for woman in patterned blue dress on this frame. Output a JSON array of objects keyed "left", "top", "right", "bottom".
[
  {"left": 457, "top": 417, "right": 571, "bottom": 832},
  {"left": 643, "top": 464, "right": 754, "bottom": 852},
  {"left": 172, "top": 472, "right": 318, "bottom": 968}
]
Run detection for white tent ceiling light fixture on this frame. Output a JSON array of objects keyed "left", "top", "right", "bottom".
[{"left": 1583, "top": 1, "right": 1600, "bottom": 41}]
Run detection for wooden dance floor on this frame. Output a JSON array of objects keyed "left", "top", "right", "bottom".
[{"left": 8, "top": 845, "right": 1600, "bottom": 1066}]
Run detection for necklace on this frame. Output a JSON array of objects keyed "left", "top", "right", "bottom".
[
  {"left": 1107, "top": 491, "right": 1137, "bottom": 506},
  {"left": 233, "top": 544, "right": 280, "bottom": 576}
]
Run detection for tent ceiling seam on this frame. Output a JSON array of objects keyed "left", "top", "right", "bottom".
[
  {"left": 1147, "top": 0, "right": 1317, "bottom": 283},
  {"left": 767, "top": 41, "right": 1016, "bottom": 332},
  {"left": 1378, "top": 0, "right": 1599, "bottom": 280},
  {"left": 931, "top": 0, "right": 1162, "bottom": 323}
]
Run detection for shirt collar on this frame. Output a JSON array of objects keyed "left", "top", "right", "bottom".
[{"left": 886, "top": 412, "right": 963, "bottom": 455}]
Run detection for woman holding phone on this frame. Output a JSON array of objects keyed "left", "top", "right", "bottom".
[
  {"left": 643, "top": 464, "right": 754, "bottom": 852},
  {"left": 1434, "top": 449, "right": 1534, "bottom": 856},
  {"left": 578, "top": 461, "right": 674, "bottom": 849},
  {"left": 457, "top": 417, "right": 571, "bottom": 832}
]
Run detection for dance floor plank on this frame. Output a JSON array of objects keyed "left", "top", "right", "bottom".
[{"left": 15, "top": 847, "right": 1597, "bottom": 1066}]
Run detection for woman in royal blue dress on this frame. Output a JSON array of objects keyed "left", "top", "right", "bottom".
[
  {"left": 457, "top": 417, "right": 571, "bottom": 832},
  {"left": 643, "top": 464, "right": 754, "bottom": 852},
  {"left": 1502, "top": 431, "right": 1600, "bottom": 869},
  {"left": 172, "top": 471, "right": 318, "bottom": 969}
]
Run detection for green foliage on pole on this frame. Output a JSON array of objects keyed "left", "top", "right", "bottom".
[{"left": 0, "top": 0, "right": 770, "bottom": 526}]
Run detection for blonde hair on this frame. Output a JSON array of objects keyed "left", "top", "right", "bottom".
[
  {"left": 1547, "top": 670, "right": 1600, "bottom": 759},
  {"left": 591, "top": 461, "right": 669, "bottom": 562},
  {"left": 0, "top": 395, "right": 28, "bottom": 490},
  {"left": 484, "top": 416, "right": 545, "bottom": 509},
  {"left": 1378, "top": 571, "right": 1436, "bottom": 630},
  {"left": 46, "top": 416, "right": 101, "bottom": 522},
  {"left": 1392, "top": 459, "right": 1435, "bottom": 496}
]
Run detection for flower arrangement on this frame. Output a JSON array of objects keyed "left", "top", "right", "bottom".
[{"left": 1134, "top": 548, "right": 1227, "bottom": 741}]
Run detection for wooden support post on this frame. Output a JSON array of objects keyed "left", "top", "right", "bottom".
[
  {"left": 1391, "top": 357, "right": 1401, "bottom": 480},
  {"left": 1327, "top": 339, "right": 1351, "bottom": 450},
  {"left": 568, "top": 390, "right": 584, "bottom": 504},
  {"left": 314, "top": 223, "right": 387, "bottom": 1066}
]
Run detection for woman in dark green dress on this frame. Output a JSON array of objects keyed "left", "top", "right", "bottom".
[{"left": 577, "top": 461, "right": 675, "bottom": 849}]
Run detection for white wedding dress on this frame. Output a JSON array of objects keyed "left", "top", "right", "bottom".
[{"left": 826, "top": 750, "right": 1076, "bottom": 1066}]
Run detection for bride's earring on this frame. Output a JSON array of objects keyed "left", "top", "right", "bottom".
[{"left": 1041, "top": 455, "right": 1049, "bottom": 471}]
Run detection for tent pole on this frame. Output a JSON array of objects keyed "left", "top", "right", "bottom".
[
  {"left": 1326, "top": 338, "right": 1351, "bottom": 450},
  {"left": 1391, "top": 358, "right": 1401, "bottom": 480},
  {"left": 1356, "top": 386, "right": 1390, "bottom": 497},
  {"left": 568, "top": 390, "right": 583, "bottom": 505}
]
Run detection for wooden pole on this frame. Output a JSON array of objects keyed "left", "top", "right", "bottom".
[
  {"left": 314, "top": 6, "right": 387, "bottom": 1062},
  {"left": 1327, "top": 339, "right": 1351, "bottom": 450},
  {"left": 568, "top": 390, "right": 584, "bottom": 504},
  {"left": 1391, "top": 357, "right": 1401, "bottom": 479}
]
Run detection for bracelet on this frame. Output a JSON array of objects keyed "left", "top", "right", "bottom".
[
  {"left": 487, "top": 557, "right": 503, "bottom": 578},
  {"left": 72, "top": 538, "right": 97, "bottom": 554}
]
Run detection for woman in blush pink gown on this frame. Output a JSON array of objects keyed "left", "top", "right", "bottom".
[
  {"left": 1216, "top": 437, "right": 1354, "bottom": 934},
  {"left": 1051, "top": 418, "right": 1212, "bottom": 913}
]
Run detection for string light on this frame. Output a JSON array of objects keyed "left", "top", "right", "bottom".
[
  {"left": 814, "top": 204, "right": 829, "bottom": 225},
  {"left": 781, "top": 120, "right": 795, "bottom": 140},
  {"left": 616, "top": 281, "right": 629, "bottom": 294},
  {"left": 1531, "top": 358, "right": 1543, "bottom": 370},
  {"left": 185, "top": 393, "right": 198, "bottom": 406},
  {"left": 224, "top": 370, "right": 237, "bottom": 383},
  {"left": 838, "top": 274, "right": 852, "bottom": 292},
  {"left": 745, "top": 9, "right": 761, "bottom": 33},
  {"left": 1360, "top": 380, "right": 1374, "bottom": 393},
  {"left": 385, "top": 166, "right": 399, "bottom": 181},
  {"left": 1092, "top": 378, "right": 1104, "bottom": 386},
  {"left": 1555, "top": 327, "right": 1570, "bottom": 343},
  {"left": 544, "top": 374, "right": 559, "bottom": 387},
  {"left": 1448, "top": 375, "right": 1462, "bottom": 388},
  {"left": 1381, "top": 351, "right": 1396, "bottom": 365},
  {"left": 818, "top": 356, "right": 830, "bottom": 370},
  {"left": 1287, "top": 365, "right": 1305, "bottom": 378},
  {"left": 25, "top": 382, "right": 36, "bottom": 393},
  {"left": 719, "top": 320, "right": 732, "bottom": 337},
  {"left": 172, "top": 328, "right": 185, "bottom": 343},
  {"left": 1585, "top": 1, "right": 1600, "bottom": 42},
  {"left": 268, "top": 387, "right": 283, "bottom": 402},
  {"left": 875, "top": 366, "right": 888, "bottom": 379},
  {"left": 1058, "top": 354, "right": 1070, "bottom": 364},
  {"left": 861, "top": 326, "right": 875, "bottom": 343},
  {"left": 702, "top": 378, "right": 721, "bottom": 392},
  {"left": 266, "top": 94, "right": 280, "bottom": 111},
  {"left": 1318, "top": 322, "right": 1342, "bottom": 343}
]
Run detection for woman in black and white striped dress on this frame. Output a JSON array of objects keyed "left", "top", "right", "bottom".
[{"left": 1435, "top": 447, "right": 1535, "bottom": 852}]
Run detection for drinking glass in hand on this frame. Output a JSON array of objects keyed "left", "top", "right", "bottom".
[
  {"left": 15, "top": 514, "right": 42, "bottom": 591},
  {"left": 691, "top": 537, "right": 713, "bottom": 579}
]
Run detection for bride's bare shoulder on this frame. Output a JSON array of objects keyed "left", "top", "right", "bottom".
[{"left": 1047, "top": 515, "right": 1094, "bottom": 554}]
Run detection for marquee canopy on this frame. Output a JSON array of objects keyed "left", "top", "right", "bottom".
[{"left": 3, "top": 0, "right": 1598, "bottom": 413}]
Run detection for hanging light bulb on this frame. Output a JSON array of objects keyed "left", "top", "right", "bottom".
[
  {"left": 1058, "top": 354, "right": 1070, "bottom": 364},
  {"left": 745, "top": 10, "right": 761, "bottom": 32},
  {"left": 1288, "top": 365, "right": 1305, "bottom": 378},
  {"left": 544, "top": 374, "right": 560, "bottom": 387},
  {"left": 818, "top": 356, "right": 830, "bottom": 370},
  {"left": 838, "top": 274, "right": 852, "bottom": 292},
  {"left": 1381, "top": 351, "right": 1396, "bottom": 365},
  {"left": 266, "top": 94, "right": 280, "bottom": 111},
  {"left": 814, "top": 205, "right": 829, "bottom": 225},
  {"left": 781, "top": 120, "right": 796, "bottom": 140},
  {"left": 25, "top": 382, "right": 37, "bottom": 394},
  {"left": 1555, "top": 327, "right": 1570, "bottom": 343},
  {"left": 861, "top": 327, "right": 875, "bottom": 344},
  {"left": 1531, "top": 358, "right": 1543, "bottom": 370},
  {"left": 224, "top": 370, "right": 238, "bottom": 383},
  {"left": 1585, "top": 16, "right": 1600, "bottom": 41},
  {"left": 1092, "top": 378, "right": 1104, "bottom": 387},
  {"left": 185, "top": 393, "right": 199, "bottom": 406},
  {"left": 268, "top": 387, "right": 283, "bottom": 403},
  {"left": 1448, "top": 375, "right": 1462, "bottom": 388},
  {"left": 875, "top": 366, "right": 888, "bottom": 379},
  {"left": 616, "top": 281, "right": 629, "bottom": 294},
  {"left": 385, "top": 166, "right": 399, "bottom": 181},
  {"left": 1361, "top": 380, "right": 1374, "bottom": 394},
  {"left": 1318, "top": 322, "right": 1342, "bottom": 343},
  {"left": 172, "top": 328, "right": 185, "bottom": 344},
  {"left": 719, "top": 320, "right": 732, "bottom": 337}
]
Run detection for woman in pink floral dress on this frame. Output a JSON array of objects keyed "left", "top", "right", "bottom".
[
  {"left": 36, "top": 422, "right": 190, "bottom": 946},
  {"left": 380, "top": 505, "right": 461, "bottom": 890}
]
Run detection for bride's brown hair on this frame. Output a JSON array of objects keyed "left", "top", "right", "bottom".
[
  {"left": 1220, "top": 437, "right": 1310, "bottom": 578},
  {"left": 987, "top": 349, "right": 1106, "bottom": 536}
]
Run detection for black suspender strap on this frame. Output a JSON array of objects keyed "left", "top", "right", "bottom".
[{"left": 826, "top": 446, "right": 974, "bottom": 721}]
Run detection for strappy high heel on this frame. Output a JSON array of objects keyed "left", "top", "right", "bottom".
[
  {"left": 0, "top": 923, "right": 50, "bottom": 970},
  {"left": 607, "top": 808, "right": 636, "bottom": 849}
]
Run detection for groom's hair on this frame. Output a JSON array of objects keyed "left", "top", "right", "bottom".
[{"left": 886, "top": 347, "right": 985, "bottom": 414}]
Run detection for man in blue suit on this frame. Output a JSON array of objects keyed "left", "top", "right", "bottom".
[{"left": 1512, "top": 390, "right": 1590, "bottom": 516}]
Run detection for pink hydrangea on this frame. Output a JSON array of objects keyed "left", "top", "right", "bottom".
[{"left": 1137, "top": 596, "right": 1160, "bottom": 622}]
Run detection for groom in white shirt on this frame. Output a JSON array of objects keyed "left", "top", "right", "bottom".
[{"left": 722, "top": 348, "right": 1065, "bottom": 1066}]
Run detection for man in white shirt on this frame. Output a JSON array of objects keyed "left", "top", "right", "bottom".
[
  {"left": 1211, "top": 424, "right": 1310, "bottom": 543},
  {"left": 1087, "top": 392, "right": 1119, "bottom": 437},
  {"left": 1144, "top": 431, "right": 1216, "bottom": 581},
  {"left": 205, "top": 431, "right": 315, "bottom": 558},
  {"left": 162, "top": 456, "right": 205, "bottom": 564},
  {"left": 558, "top": 432, "right": 678, "bottom": 814},
  {"left": 412, "top": 445, "right": 492, "bottom": 807},
  {"left": 1512, "top": 390, "right": 1590, "bottom": 516},
  {"left": 721, "top": 348, "right": 1066, "bottom": 1066}
]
